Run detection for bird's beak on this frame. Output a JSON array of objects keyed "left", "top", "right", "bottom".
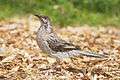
[
  {"left": 34, "top": 15, "right": 44, "bottom": 22},
  {"left": 34, "top": 15, "right": 40, "bottom": 18}
]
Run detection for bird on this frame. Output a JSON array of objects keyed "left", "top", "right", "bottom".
[{"left": 35, "top": 15, "right": 108, "bottom": 60}]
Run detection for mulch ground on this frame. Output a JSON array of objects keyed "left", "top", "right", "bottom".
[{"left": 0, "top": 17, "right": 120, "bottom": 80}]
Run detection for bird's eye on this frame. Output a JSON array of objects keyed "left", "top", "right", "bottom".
[{"left": 43, "top": 19, "right": 48, "bottom": 23}]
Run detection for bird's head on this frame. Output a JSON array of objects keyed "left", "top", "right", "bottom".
[
  {"left": 34, "top": 15, "right": 53, "bottom": 33},
  {"left": 35, "top": 15, "right": 51, "bottom": 25}
]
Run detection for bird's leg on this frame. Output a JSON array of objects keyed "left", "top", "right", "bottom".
[
  {"left": 55, "top": 57, "right": 61, "bottom": 64},
  {"left": 67, "top": 52, "right": 79, "bottom": 65}
]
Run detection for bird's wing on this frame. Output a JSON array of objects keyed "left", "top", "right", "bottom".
[
  {"left": 46, "top": 34, "right": 108, "bottom": 58},
  {"left": 46, "top": 34, "right": 80, "bottom": 52}
]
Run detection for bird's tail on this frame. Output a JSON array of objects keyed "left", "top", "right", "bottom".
[
  {"left": 76, "top": 51, "right": 108, "bottom": 58},
  {"left": 53, "top": 50, "right": 108, "bottom": 59}
]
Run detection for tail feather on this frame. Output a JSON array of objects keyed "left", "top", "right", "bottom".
[
  {"left": 53, "top": 50, "right": 108, "bottom": 59},
  {"left": 77, "top": 51, "right": 108, "bottom": 58}
]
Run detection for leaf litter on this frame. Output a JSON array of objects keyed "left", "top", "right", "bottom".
[{"left": 0, "top": 17, "right": 120, "bottom": 80}]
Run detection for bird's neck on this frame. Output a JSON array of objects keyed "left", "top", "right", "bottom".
[
  {"left": 45, "top": 24, "right": 53, "bottom": 33},
  {"left": 38, "top": 23, "right": 53, "bottom": 35}
]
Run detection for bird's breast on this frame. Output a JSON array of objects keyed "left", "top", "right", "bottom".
[{"left": 36, "top": 33, "right": 53, "bottom": 54}]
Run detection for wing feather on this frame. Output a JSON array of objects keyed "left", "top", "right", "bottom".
[{"left": 46, "top": 34, "right": 80, "bottom": 52}]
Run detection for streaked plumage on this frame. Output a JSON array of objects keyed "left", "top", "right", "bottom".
[{"left": 35, "top": 15, "right": 107, "bottom": 59}]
